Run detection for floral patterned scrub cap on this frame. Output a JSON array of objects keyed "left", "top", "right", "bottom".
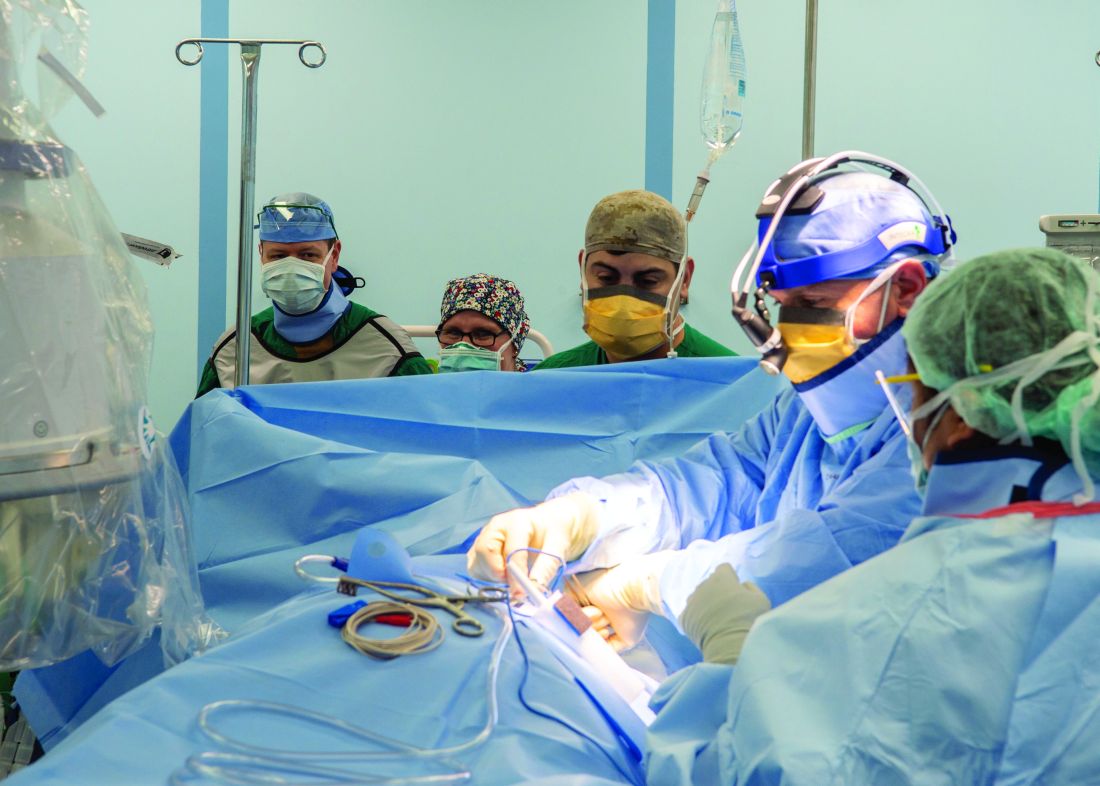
[{"left": 438, "top": 273, "right": 531, "bottom": 354}]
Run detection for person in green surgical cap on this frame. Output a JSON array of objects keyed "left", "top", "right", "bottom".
[
  {"left": 196, "top": 192, "right": 432, "bottom": 397},
  {"left": 644, "top": 248, "right": 1100, "bottom": 785},
  {"left": 533, "top": 190, "right": 735, "bottom": 369}
]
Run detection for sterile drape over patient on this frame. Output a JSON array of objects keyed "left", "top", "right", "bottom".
[{"left": 15, "top": 357, "right": 782, "bottom": 750}]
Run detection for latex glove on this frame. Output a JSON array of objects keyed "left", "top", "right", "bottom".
[
  {"left": 566, "top": 550, "right": 676, "bottom": 652},
  {"left": 466, "top": 491, "right": 602, "bottom": 592},
  {"left": 679, "top": 563, "right": 771, "bottom": 665}
]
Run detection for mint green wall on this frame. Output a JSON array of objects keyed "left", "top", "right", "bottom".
[
  {"left": 670, "top": 0, "right": 1100, "bottom": 355},
  {"left": 51, "top": 1, "right": 1100, "bottom": 432},
  {"left": 226, "top": 0, "right": 649, "bottom": 366},
  {"left": 49, "top": 1, "right": 200, "bottom": 437}
]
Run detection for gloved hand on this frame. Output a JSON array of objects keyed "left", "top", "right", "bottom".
[
  {"left": 566, "top": 550, "right": 676, "bottom": 652},
  {"left": 679, "top": 563, "right": 771, "bottom": 665},
  {"left": 466, "top": 491, "right": 602, "bottom": 592}
]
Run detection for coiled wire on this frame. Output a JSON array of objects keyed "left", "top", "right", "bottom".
[
  {"left": 169, "top": 586, "right": 511, "bottom": 785},
  {"left": 342, "top": 601, "right": 442, "bottom": 659}
]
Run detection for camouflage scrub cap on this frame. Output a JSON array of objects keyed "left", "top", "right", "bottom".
[
  {"left": 585, "top": 190, "right": 686, "bottom": 265},
  {"left": 439, "top": 273, "right": 531, "bottom": 355}
]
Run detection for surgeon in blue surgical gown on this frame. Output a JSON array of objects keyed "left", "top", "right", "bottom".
[
  {"left": 467, "top": 153, "right": 958, "bottom": 659},
  {"left": 645, "top": 247, "right": 1100, "bottom": 784}
]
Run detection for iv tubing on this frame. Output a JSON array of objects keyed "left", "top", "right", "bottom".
[
  {"left": 684, "top": 170, "right": 710, "bottom": 224},
  {"left": 171, "top": 583, "right": 511, "bottom": 784}
]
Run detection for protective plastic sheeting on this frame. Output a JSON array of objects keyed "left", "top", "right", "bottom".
[{"left": 0, "top": 0, "right": 215, "bottom": 671}]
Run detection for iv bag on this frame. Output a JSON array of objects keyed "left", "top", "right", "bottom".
[{"left": 700, "top": 0, "right": 747, "bottom": 156}]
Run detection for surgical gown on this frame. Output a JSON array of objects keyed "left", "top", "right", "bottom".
[
  {"left": 645, "top": 443, "right": 1100, "bottom": 785},
  {"left": 556, "top": 322, "right": 920, "bottom": 624}
]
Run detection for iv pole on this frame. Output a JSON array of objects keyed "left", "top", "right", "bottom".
[
  {"left": 802, "top": 0, "right": 818, "bottom": 160},
  {"left": 176, "top": 38, "right": 327, "bottom": 387}
]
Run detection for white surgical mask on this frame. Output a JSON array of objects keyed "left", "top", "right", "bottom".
[{"left": 262, "top": 253, "right": 330, "bottom": 315}]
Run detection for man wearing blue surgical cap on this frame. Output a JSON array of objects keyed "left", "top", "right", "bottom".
[
  {"left": 644, "top": 248, "right": 1100, "bottom": 785},
  {"left": 468, "top": 154, "right": 956, "bottom": 662},
  {"left": 197, "top": 192, "right": 431, "bottom": 396}
]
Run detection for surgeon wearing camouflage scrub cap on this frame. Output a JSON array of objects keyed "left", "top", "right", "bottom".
[
  {"left": 436, "top": 273, "right": 531, "bottom": 372},
  {"left": 534, "top": 190, "right": 735, "bottom": 369}
]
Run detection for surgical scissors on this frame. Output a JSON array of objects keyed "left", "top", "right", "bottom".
[{"left": 338, "top": 577, "right": 508, "bottom": 638}]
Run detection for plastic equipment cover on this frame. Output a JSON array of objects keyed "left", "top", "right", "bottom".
[
  {"left": 16, "top": 357, "right": 783, "bottom": 748},
  {"left": 0, "top": 0, "right": 217, "bottom": 670}
]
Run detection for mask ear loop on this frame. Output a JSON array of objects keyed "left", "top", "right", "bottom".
[
  {"left": 321, "top": 246, "right": 337, "bottom": 289},
  {"left": 918, "top": 400, "right": 952, "bottom": 466},
  {"left": 579, "top": 249, "right": 592, "bottom": 306},
  {"left": 908, "top": 385, "right": 954, "bottom": 425},
  {"left": 494, "top": 337, "right": 515, "bottom": 371},
  {"left": 664, "top": 241, "right": 691, "bottom": 358},
  {"left": 843, "top": 260, "right": 905, "bottom": 346}
]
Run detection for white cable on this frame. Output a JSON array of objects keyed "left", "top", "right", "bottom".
[
  {"left": 171, "top": 585, "right": 512, "bottom": 785},
  {"left": 664, "top": 239, "right": 691, "bottom": 359},
  {"left": 176, "top": 750, "right": 465, "bottom": 785},
  {"left": 729, "top": 241, "right": 758, "bottom": 299},
  {"left": 731, "top": 151, "right": 955, "bottom": 300},
  {"left": 342, "top": 602, "right": 442, "bottom": 659},
  {"left": 293, "top": 555, "right": 342, "bottom": 584},
  {"left": 875, "top": 370, "right": 911, "bottom": 438}
]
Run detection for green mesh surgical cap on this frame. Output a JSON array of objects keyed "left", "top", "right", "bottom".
[{"left": 903, "top": 247, "right": 1100, "bottom": 502}]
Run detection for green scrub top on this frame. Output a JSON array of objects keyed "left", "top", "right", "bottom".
[
  {"left": 197, "top": 303, "right": 432, "bottom": 397},
  {"left": 533, "top": 323, "right": 736, "bottom": 370}
]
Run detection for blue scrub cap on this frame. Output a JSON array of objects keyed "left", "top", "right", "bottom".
[
  {"left": 257, "top": 192, "right": 338, "bottom": 243},
  {"left": 757, "top": 172, "right": 949, "bottom": 289}
]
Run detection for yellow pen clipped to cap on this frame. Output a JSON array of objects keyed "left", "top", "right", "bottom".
[{"left": 875, "top": 364, "right": 993, "bottom": 385}]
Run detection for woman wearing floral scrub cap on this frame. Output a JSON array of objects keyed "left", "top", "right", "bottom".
[{"left": 436, "top": 274, "right": 531, "bottom": 372}]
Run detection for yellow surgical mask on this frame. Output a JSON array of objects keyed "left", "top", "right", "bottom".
[
  {"left": 775, "top": 266, "right": 899, "bottom": 384},
  {"left": 776, "top": 306, "right": 855, "bottom": 384},
  {"left": 583, "top": 286, "right": 670, "bottom": 359}
]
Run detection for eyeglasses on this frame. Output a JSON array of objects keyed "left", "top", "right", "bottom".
[{"left": 435, "top": 326, "right": 508, "bottom": 348}]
